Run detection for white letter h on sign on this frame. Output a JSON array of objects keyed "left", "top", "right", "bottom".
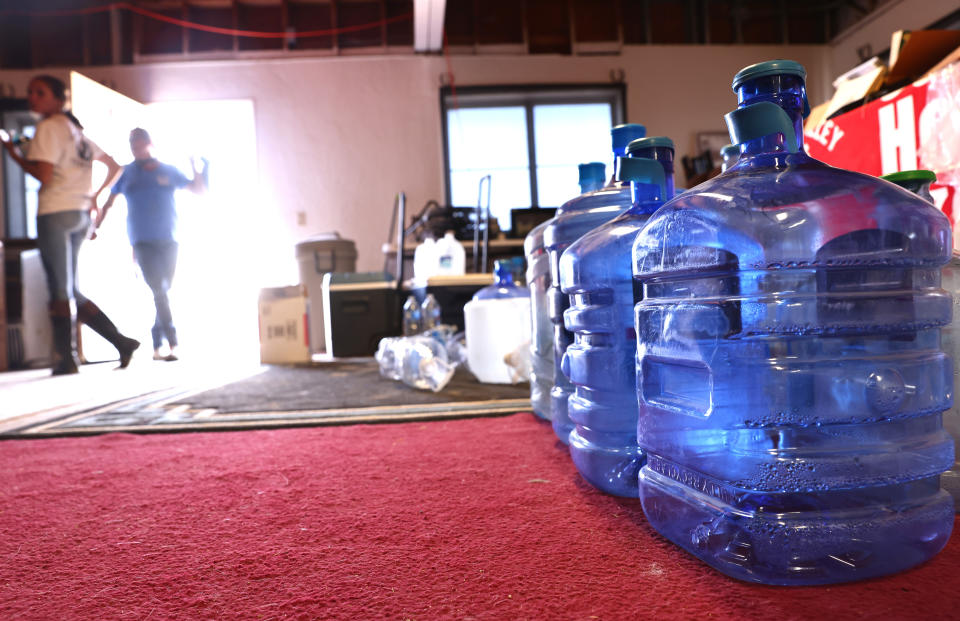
[{"left": 878, "top": 96, "right": 917, "bottom": 174}]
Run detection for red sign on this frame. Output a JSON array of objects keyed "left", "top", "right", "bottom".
[{"left": 804, "top": 63, "right": 960, "bottom": 249}]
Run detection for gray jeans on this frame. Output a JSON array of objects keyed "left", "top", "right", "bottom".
[{"left": 36, "top": 210, "right": 91, "bottom": 306}]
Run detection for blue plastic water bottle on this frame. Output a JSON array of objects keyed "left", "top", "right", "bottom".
[
  {"left": 525, "top": 125, "right": 644, "bottom": 423},
  {"left": 545, "top": 123, "right": 646, "bottom": 444},
  {"left": 560, "top": 137, "right": 675, "bottom": 496},
  {"left": 578, "top": 162, "right": 606, "bottom": 194},
  {"left": 632, "top": 60, "right": 954, "bottom": 585}
]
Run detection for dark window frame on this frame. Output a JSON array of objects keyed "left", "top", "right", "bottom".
[{"left": 440, "top": 83, "right": 627, "bottom": 212}]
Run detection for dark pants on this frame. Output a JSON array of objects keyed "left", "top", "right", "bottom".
[{"left": 134, "top": 240, "right": 179, "bottom": 350}]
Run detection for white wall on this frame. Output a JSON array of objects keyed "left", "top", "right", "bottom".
[{"left": 0, "top": 44, "right": 829, "bottom": 273}]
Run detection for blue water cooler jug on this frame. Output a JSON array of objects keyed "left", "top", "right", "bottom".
[
  {"left": 525, "top": 126, "right": 644, "bottom": 424},
  {"left": 560, "top": 138, "right": 675, "bottom": 496},
  {"left": 883, "top": 170, "right": 960, "bottom": 511},
  {"left": 632, "top": 60, "right": 954, "bottom": 585},
  {"left": 545, "top": 123, "right": 646, "bottom": 444}
]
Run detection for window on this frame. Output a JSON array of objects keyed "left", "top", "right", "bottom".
[{"left": 441, "top": 85, "right": 625, "bottom": 232}]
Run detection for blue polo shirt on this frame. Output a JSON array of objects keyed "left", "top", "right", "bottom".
[{"left": 110, "top": 160, "right": 189, "bottom": 244}]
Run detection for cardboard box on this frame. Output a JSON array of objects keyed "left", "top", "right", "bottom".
[
  {"left": 816, "top": 31, "right": 960, "bottom": 123},
  {"left": 258, "top": 285, "right": 310, "bottom": 365},
  {"left": 885, "top": 30, "right": 960, "bottom": 86}
]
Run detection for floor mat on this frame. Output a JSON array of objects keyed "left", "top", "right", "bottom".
[{"left": 2, "top": 361, "right": 531, "bottom": 438}]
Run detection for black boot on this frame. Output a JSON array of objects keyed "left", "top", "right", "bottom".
[
  {"left": 77, "top": 301, "right": 140, "bottom": 368},
  {"left": 50, "top": 302, "right": 80, "bottom": 376}
]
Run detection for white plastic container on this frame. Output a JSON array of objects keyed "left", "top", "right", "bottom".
[
  {"left": 413, "top": 237, "right": 436, "bottom": 282},
  {"left": 464, "top": 297, "right": 531, "bottom": 384},
  {"left": 434, "top": 231, "right": 466, "bottom": 276}
]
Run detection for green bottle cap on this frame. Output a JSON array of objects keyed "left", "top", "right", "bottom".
[{"left": 880, "top": 170, "right": 937, "bottom": 185}]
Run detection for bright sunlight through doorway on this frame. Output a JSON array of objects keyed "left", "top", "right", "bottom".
[{"left": 71, "top": 73, "right": 276, "bottom": 369}]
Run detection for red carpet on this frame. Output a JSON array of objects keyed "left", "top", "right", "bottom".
[{"left": 0, "top": 412, "right": 957, "bottom": 620}]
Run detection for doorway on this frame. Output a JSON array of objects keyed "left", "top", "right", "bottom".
[{"left": 70, "top": 73, "right": 268, "bottom": 368}]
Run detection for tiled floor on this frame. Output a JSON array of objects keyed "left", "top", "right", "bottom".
[{"left": 0, "top": 353, "right": 262, "bottom": 434}]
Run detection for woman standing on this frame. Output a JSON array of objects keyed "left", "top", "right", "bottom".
[{"left": 0, "top": 75, "right": 139, "bottom": 375}]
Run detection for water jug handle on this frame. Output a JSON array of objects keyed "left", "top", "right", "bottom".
[
  {"left": 724, "top": 101, "right": 799, "bottom": 154},
  {"left": 618, "top": 157, "right": 667, "bottom": 199}
]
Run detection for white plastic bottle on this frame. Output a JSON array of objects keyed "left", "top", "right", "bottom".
[
  {"left": 413, "top": 237, "right": 436, "bottom": 282},
  {"left": 434, "top": 231, "right": 466, "bottom": 276}
]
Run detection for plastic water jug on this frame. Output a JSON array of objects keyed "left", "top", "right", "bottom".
[
  {"left": 545, "top": 123, "right": 646, "bottom": 444},
  {"left": 414, "top": 237, "right": 437, "bottom": 281},
  {"left": 525, "top": 219, "right": 554, "bottom": 419},
  {"left": 579, "top": 162, "right": 606, "bottom": 194},
  {"left": 435, "top": 231, "right": 466, "bottom": 275},
  {"left": 465, "top": 261, "right": 531, "bottom": 384},
  {"left": 884, "top": 170, "right": 960, "bottom": 510},
  {"left": 524, "top": 125, "right": 644, "bottom": 421},
  {"left": 559, "top": 138, "right": 675, "bottom": 497},
  {"left": 632, "top": 60, "right": 954, "bottom": 585}
]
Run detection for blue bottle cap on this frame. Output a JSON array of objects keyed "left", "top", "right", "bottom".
[
  {"left": 578, "top": 162, "right": 606, "bottom": 184},
  {"left": 732, "top": 59, "right": 806, "bottom": 91},
  {"left": 611, "top": 124, "right": 647, "bottom": 152},
  {"left": 618, "top": 157, "right": 666, "bottom": 198},
  {"left": 724, "top": 101, "right": 799, "bottom": 153},
  {"left": 626, "top": 136, "right": 674, "bottom": 153}
]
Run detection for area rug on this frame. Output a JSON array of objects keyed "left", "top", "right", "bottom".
[
  {"left": 2, "top": 361, "right": 529, "bottom": 438},
  {"left": 0, "top": 413, "right": 957, "bottom": 620}
]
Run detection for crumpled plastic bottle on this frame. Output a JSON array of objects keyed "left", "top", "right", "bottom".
[{"left": 375, "top": 325, "right": 463, "bottom": 392}]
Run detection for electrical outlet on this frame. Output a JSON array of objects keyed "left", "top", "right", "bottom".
[{"left": 297, "top": 211, "right": 307, "bottom": 226}]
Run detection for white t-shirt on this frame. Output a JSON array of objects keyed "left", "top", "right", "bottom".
[{"left": 27, "top": 113, "right": 105, "bottom": 215}]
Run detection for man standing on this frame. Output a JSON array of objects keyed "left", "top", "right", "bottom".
[{"left": 98, "top": 128, "right": 206, "bottom": 361}]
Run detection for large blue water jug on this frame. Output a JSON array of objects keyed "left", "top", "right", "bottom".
[
  {"left": 545, "top": 123, "right": 646, "bottom": 443},
  {"left": 883, "top": 170, "right": 960, "bottom": 510},
  {"left": 525, "top": 124, "right": 645, "bottom": 423},
  {"left": 632, "top": 60, "right": 954, "bottom": 585},
  {"left": 560, "top": 138, "right": 675, "bottom": 497}
]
